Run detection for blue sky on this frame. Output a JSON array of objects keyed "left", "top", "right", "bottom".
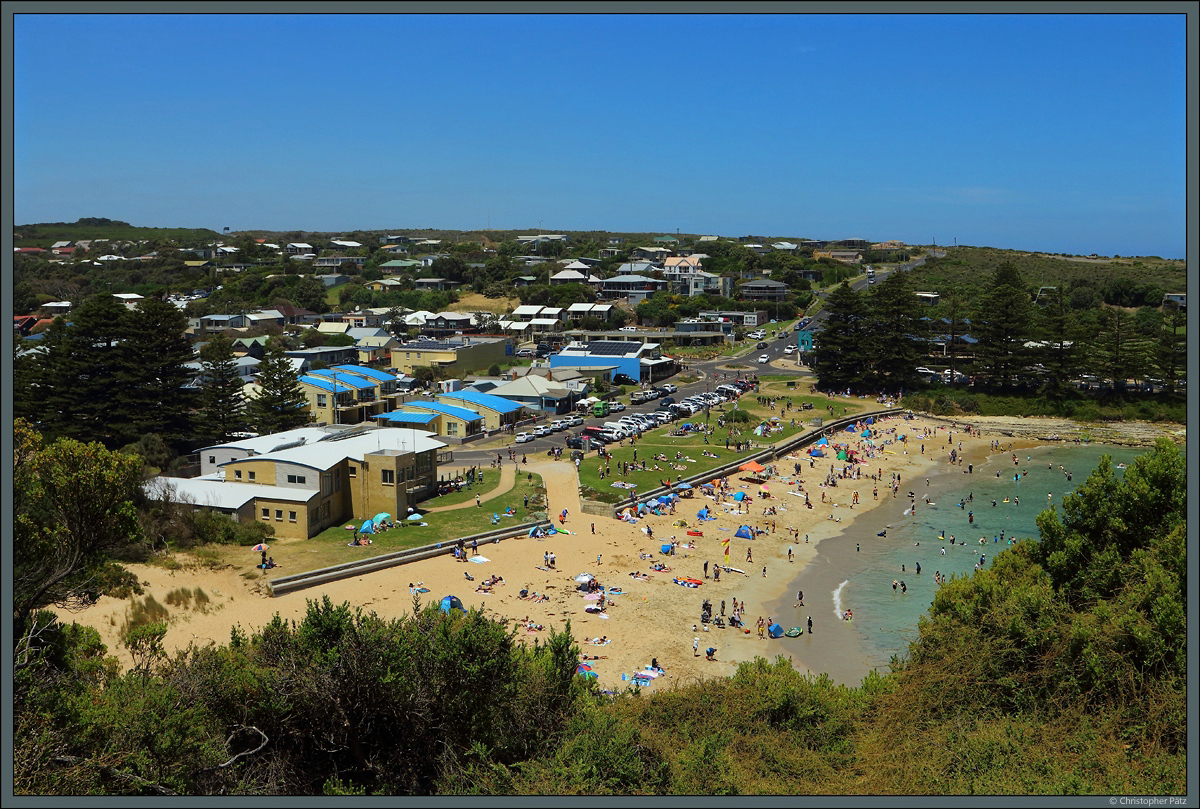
[{"left": 14, "top": 12, "right": 1188, "bottom": 257}]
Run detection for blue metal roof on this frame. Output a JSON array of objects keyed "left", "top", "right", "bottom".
[
  {"left": 310, "top": 370, "right": 375, "bottom": 389},
  {"left": 299, "top": 375, "right": 354, "bottom": 393},
  {"left": 402, "top": 402, "right": 483, "bottom": 421},
  {"left": 437, "top": 391, "right": 523, "bottom": 414},
  {"left": 374, "top": 411, "right": 438, "bottom": 425},
  {"left": 332, "top": 364, "right": 396, "bottom": 382}
]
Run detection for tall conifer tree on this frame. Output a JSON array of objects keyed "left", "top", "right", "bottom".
[
  {"left": 197, "top": 334, "right": 247, "bottom": 444},
  {"left": 247, "top": 339, "right": 309, "bottom": 435}
]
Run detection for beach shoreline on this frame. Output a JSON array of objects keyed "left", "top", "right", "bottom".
[{"left": 63, "top": 414, "right": 1107, "bottom": 691}]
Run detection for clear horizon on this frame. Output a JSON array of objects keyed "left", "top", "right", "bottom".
[{"left": 14, "top": 12, "right": 1188, "bottom": 259}]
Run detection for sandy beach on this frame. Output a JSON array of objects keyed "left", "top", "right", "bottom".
[{"left": 69, "top": 413, "right": 1037, "bottom": 690}]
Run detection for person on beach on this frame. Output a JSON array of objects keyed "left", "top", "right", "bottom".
[
  {"left": 807, "top": 616, "right": 813, "bottom": 634},
  {"left": 893, "top": 580, "right": 898, "bottom": 592},
  {"left": 757, "top": 616, "right": 766, "bottom": 638},
  {"left": 693, "top": 637, "right": 700, "bottom": 656},
  {"left": 796, "top": 590, "right": 804, "bottom": 607}
]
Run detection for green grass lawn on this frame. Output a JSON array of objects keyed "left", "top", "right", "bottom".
[
  {"left": 222, "top": 474, "right": 547, "bottom": 579},
  {"left": 577, "top": 385, "right": 868, "bottom": 504}
]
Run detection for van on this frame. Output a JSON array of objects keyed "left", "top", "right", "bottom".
[{"left": 592, "top": 400, "right": 610, "bottom": 417}]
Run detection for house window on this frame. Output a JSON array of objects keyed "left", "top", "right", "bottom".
[
  {"left": 208, "top": 456, "right": 216, "bottom": 464},
  {"left": 289, "top": 511, "right": 297, "bottom": 523},
  {"left": 248, "top": 471, "right": 256, "bottom": 481},
  {"left": 234, "top": 470, "right": 243, "bottom": 480},
  {"left": 447, "top": 422, "right": 458, "bottom": 436},
  {"left": 317, "top": 394, "right": 327, "bottom": 407},
  {"left": 382, "top": 469, "right": 395, "bottom": 485},
  {"left": 275, "top": 510, "right": 283, "bottom": 521},
  {"left": 348, "top": 466, "right": 356, "bottom": 478},
  {"left": 287, "top": 474, "right": 307, "bottom": 484},
  {"left": 261, "top": 508, "right": 269, "bottom": 520}
]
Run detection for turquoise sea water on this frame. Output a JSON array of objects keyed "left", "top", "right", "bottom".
[{"left": 768, "top": 442, "right": 1153, "bottom": 685}]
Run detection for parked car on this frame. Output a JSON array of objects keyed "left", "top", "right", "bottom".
[
  {"left": 758, "top": 354, "right": 770, "bottom": 364},
  {"left": 514, "top": 432, "right": 534, "bottom": 443},
  {"left": 533, "top": 425, "right": 553, "bottom": 437},
  {"left": 659, "top": 383, "right": 677, "bottom": 394},
  {"left": 516, "top": 348, "right": 534, "bottom": 357},
  {"left": 613, "top": 373, "right": 638, "bottom": 386},
  {"left": 550, "top": 419, "right": 566, "bottom": 431},
  {"left": 567, "top": 415, "right": 583, "bottom": 427},
  {"left": 608, "top": 401, "right": 626, "bottom": 412}
]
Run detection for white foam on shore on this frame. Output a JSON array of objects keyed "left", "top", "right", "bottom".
[{"left": 832, "top": 579, "right": 849, "bottom": 621}]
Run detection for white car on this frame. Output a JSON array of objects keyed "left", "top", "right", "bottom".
[
  {"left": 608, "top": 401, "right": 626, "bottom": 412},
  {"left": 758, "top": 354, "right": 770, "bottom": 364},
  {"left": 550, "top": 419, "right": 566, "bottom": 431},
  {"left": 567, "top": 415, "right": 583, "bottom": 427},
  {"left": 533, "top": 425, "right": 553, "bottom": 437},
  {"left": 514, "top": 432, "right": 534, "bottom": 443},
  {"left": 783, "top": 345, "right": 796, "bottom": 354},
  {"left": 619, "top": 326, "right": 639, "bottom": 332},
  {"left": 659, "top": 383, "right": 677, "bottom": 394}
]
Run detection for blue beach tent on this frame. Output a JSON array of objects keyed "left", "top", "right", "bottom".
[
  {"left": 767, "top": 623, "right": 784, "bottom": 638},
  {"left": 734, "top": 525, "right": 754, "bottom": 539},
  {"left": 439, "top": 595, "right": 467, "bottom": 614},
  {"left": 359, "top": 519, "right": 375, "bottom": 534}
]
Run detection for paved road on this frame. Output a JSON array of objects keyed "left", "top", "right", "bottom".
[{"left": 447, "top": 332, "right": 810, "bottom": 465}]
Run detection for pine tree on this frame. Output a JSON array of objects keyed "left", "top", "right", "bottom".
[
  {"left": 1087, "top": 307, "right": 1152, "bottom": 390},
  {"left": 115, "top": 297, "right": 196, "bottom": 448},
  {"left": 866, "top": 270, "right": 928, "bottom": 394},
  {"left": 247, "top": 339, "right": 309, "bottom": 435},
  {"left": 197, "top": 334, "right": 247, "bottom": 445},
  {"left": 812, "top": 283, "right": 873, "bottom": 393},
  {"left": 1032, "top": 286, "right": 1085, "bottom": 398},
  {"left": 973, "top": 262, "right": 1034, "bottom": 388},
  {"left": 1152, "top": 308, "right": 1186, "bottom": 394},
  {"left": 31, "top": 296, "right": 131, "bottom": 447}
]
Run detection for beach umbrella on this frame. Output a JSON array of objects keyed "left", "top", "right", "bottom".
[
  {"left": 656, "top": 495, "right": 672, "bottom": 504},
  {"left": 675, "top": 482, "right": 692, "bottom": 490},
  {"left": 577, "top": 670, "right": 598, "bottom": 680},
  {"left": 732, "top": 491, "right": 746, "bottom": 501},
  {"left": 759, "top": 484, "right": 770, "bottom": 491},
  {"left": 699, "top": 482, "right": 714, "bottom": 489},
  {"left": 251, "top": 543, "right": 269, "bottom": 553},
  {"left": 407, "top": 513, "right": 423, "bottom": 521},
  {"left": 739, "top": 460, "right": 765, "bottom": 473},
  {"left": 576, "top": 663, "right": 593, "bottom": 673},
  {"left": 574, "top": 572, "right": 595, "bottom": 583},
  {"left": 816, "top": 438, "right": 828, "bottom": 445}
]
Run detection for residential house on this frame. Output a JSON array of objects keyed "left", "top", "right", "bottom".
[
  {"left": 630, "top": 246, "right": 673, "bottom": 262},
  {"left": 286, "top": 345, "right": 360, "bottom": 368},
  {"left": 315, "top": 255, "right": 367, "bottom": 269},
  {"left": 385, "top": 400, "right": 484, "bottom": 439},
  {"left": 413, "top": 277, "right": 459, "bottom": 291},
  {"left": 813, "top": 250, "right": 863, "bottom": 264},
  {"left": 486, "top": 373, "right": 579, "bottom": 414},
  {"left": 698, "top": 310, "right": 769, "bottom": 327},
  {"left": 390, "top": 336, "right": 511, "bottom": 377},
  {"left": 285, "top": 243, "right": 314, "bottom": 255},
  {"left": 1162, "top": 293, "right": 1186, "bottom": 311},
  {"left": 378, "top": 259, "right": 420, "bottom": 273},
  {"left": 435, "top": 390, "right": 524, "bottom": 431},
  {"left": 354, "top": 334, "right": 401, "bottom": 364},
  {"left": 737, "top": 279, "right": 790, "bottom": 302},
  {"left": 366, "top": 278, "right": 408, "bottom": 293},
  {"left": 600, "top": 274, "right": 670, "bottom": 303},
  {"left": 113, "top": 292, "right": 145, "bottom": 310},
  {"left": 565, "top": 302, "right": 615, "bottom": 322}
]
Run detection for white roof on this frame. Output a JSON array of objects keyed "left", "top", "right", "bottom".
[
  {"left": 288, "top": 242, "right": 313, "bottom": 249},
  {"left": 222, "top": 427, "right": 445, "bottom": 472},
  {"left": 512, "top": 305, "right": 544, "bottom": 316},
  {"left": 330, "top": 240, "right": 362, "bottom": 247},
  {"left": 113, "top": 292, "right": 144, "bottom": 300},
  {"left": 530, "top": 318, "right": 562, "bottom": 326},
  {"left": 143, "top": 476, "right": 308, "bottom": 511}
]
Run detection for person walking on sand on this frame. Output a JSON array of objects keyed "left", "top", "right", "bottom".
[
  {"left": 746, "top": 548, "right": 753, "bottom": 563},
  {"left": 693, "top": 637, "right": 700, "bottom": 656},
  {"left": 788, "top": 546, "right": 794, "bottom": 563},
  {"left": 757, "top": 616, "right": 765, "bottom": 638},
  {"left": 807, "top": 616, "right": 813, "bottom": 634}
]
